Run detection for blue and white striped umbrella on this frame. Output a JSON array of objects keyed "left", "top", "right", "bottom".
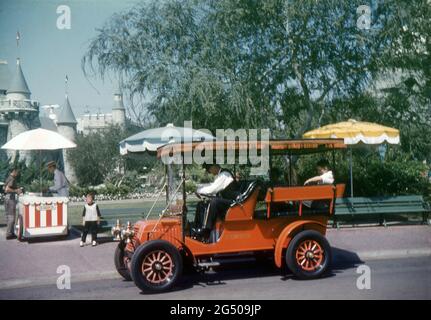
[{"left": 119, "top": 123, "right": 215, "bottom": 155}]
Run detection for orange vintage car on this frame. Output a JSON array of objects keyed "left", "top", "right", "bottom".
[{"left": 113, "top": 139, "right": 346, "bottom": 292}]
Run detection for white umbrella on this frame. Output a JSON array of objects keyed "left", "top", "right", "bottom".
[
  {"left": 1, "top": 128, "right": 76, "bottom": 150},
  {"left": 1, "top": 128, "right": 77, "bottom": 193}
]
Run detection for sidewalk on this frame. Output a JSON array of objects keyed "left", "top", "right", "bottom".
[{"left": 0, "top": 225, "right": 430, "bottom": 290}]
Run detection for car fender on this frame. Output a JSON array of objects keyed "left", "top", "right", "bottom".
[{"left": 274, "top": 220, "right": 327, "bottom": 268}]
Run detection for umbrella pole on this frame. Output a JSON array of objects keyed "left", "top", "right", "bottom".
[{"left": 349, "top": 148, "right": 353, "bottom": 198}]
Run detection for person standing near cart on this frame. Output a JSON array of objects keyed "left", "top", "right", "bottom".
[
  {"left": 4, "top": 167, "right": 23, "bottom": 240},
  {"left": 47, "top": 161, "right": 69, "bottom": 196},
  {"left": 80, "top": 193, "right": 101, "bottom": 247}
]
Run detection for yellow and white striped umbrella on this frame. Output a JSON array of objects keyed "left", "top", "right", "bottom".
[
  {"left": 303, "top": 119, "right": 399, "bottom": 145},
  {"left": 303, "top": 119, "right": 399, "bottom": 198}
]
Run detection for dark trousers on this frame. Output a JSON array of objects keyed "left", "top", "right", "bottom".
[
  {"left": 81, "top": 221, "right": 98, "bottom": 242},
  {"left": 5, "top": 198, "right": 17, "bottom": 237},
  {"left": 203, "top": 198, "right": 232, "bottom": 230},
  {"left": 194, "top": 201, "right": 208, "bottom": 228}
]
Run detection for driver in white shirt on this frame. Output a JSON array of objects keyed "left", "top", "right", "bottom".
[{"left": 194, "top": 164, "right": 239, "bottom": 239}]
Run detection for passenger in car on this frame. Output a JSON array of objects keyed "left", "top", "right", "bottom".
[
  {"left": 301, "top": 159, "right": 334, "bottom": 212},
  {"left": 304, "top": 159, "right": 334, "bottom": 185}
]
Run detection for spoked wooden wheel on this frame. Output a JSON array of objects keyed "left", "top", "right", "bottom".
[
  {"left": 131, "top": 240, "right": 183, "bottom": 292},
  {"left": 142, "top": 250, "right": 174, "bottom": 284},
  {"left": 286, "top": 230, "right": 331, "bottom": 279},
  {"left": 295, "top": 240, "right": 324, "bottom": 272}
]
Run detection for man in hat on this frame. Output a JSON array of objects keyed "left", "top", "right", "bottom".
[
  {"left": 194, "top": 164, "right": 240, "bottom": 239},
  {"left": 47, "top": 161, "right": 69, "bottom": 197},
  {"left": 4, "top": 167, "right": 23, "bottom": 239}
]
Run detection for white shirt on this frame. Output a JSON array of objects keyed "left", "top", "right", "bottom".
[
  {"left": 197, "top": 169, "right": 234, "bottom": 195},
  {"left": 83, "top": 203, "right": 101, "bottom": 222},
  {"left": 319, "top": 170, "right": 334, "bottom": 185},
  {"left": 49, "top": 169, "right": 69, "bottom": 197}
]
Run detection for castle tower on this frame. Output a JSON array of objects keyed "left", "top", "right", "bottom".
[
  {"left": 112, "top": 82, "right": 126, "bottom": 127},
  {"left": 56, "top": 94, "right": 77, "bottom": 184},
  {"left": 1, "top": 58, "right": 39, "bottom": 163}
]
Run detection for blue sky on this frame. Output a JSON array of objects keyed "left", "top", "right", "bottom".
[{"left": 0, "top": 0, "right": 140, "bottom": 117}]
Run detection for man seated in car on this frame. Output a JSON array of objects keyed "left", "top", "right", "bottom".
[
  {"left": 303, "top": 159, "right": 334, "bottom": 211},
  {"left": 194, "top": 163, "right": 240, "bottom": 239},
  {"left": 304, "top": 159, "right": 334, "bottom": 186}
]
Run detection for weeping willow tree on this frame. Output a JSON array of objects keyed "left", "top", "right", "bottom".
[
  {"left": 83, "top": 0, "right": 387, "bottom": 133},
  {"left": 83, "top": 0, "right": 429, "bottom": 161}
]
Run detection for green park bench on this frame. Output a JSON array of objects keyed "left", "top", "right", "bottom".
[{"left": 332, "top": 195, "right": 431, "bottom": 228}]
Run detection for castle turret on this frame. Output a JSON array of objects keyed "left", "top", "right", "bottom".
[
  {"left": 6, "top": 58, "right": 30, "bottom": 99},
  {"left": 56, "top": 94, "right": 77, "bottom": 184},
  {"left": 112, "top": 82, "right": 126, "bottom": 127},
  {"left": 1, "top": 58, "right": 39, "bottom": 163}
]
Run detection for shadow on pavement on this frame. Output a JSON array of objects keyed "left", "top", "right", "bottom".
[{"left": 25, "top": 228, "right": 115, "bottom": 245}]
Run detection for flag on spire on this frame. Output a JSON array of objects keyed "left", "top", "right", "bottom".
[
  {"left": 16, "top": 31, "right": 20, "bottom": 47},
  {"left": 65, "top": 75, "right": 69, "bottom": 96}
]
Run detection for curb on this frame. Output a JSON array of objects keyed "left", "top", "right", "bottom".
[{"left": 355, "top": 248, "right": 431, "bottom": 261}]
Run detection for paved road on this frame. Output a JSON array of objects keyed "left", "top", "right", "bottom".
[
  {"left": 0, "top": 225, "right": 429, "bottom": 299},
  {"left": 0, "top": 257, "right": 430, "bottom": 299}
]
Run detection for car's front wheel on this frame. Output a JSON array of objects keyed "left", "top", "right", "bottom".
[
  {"left": 130, "top": 240, "right": 183, "bottom": 292},
  {"left": 286, "top": 230, "right": 331, "bottom": 279},
  {"left": 114, "top": 243, "right": 132, "bottom": 281}
]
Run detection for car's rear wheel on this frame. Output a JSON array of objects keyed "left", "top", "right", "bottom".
[
  {"left": 286, "top": 230, "right": 331, "bottom": 279},
  {"left": 130, "top": 240, "right": 183, "bottom": 292},
  {"left": 114, "top": 243, "right": 132, "bottom": 281}
]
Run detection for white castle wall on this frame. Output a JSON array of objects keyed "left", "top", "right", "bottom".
[{"left": 112, "top": 109, "right": 126, "bottom": 127}]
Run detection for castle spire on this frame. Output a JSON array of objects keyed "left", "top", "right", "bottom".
[
  {"left": 6, "top": 58, "right": 31, "bottom": 96},
  {"left": 57, "top": 74, "right": 77, "bottom": 125},
  {"left": 57, "top": 94, "right": 77, "bottom": 125}
]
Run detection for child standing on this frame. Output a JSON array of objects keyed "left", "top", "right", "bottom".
[{"left": 80, "top": 193, "right": 101, "bottom": 247}]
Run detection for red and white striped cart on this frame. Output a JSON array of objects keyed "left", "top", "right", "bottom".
[{"left": 16, "top": 194, "right": 69, "bottom": 241}]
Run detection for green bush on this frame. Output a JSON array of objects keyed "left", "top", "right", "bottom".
[
  {"left": 0, "top": 157, "right": 52, "bottom": 192},
  {"left": 295, "top": 149, "right": 430, "bottom": 199},
  {"left": 185, "top": 180, "right": 197, "bottom": 193}
]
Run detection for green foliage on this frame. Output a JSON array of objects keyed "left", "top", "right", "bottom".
[
  {"left": 185, "top": 180, "right": 197, "bottom": 194},
  {"left": 83, "top": 0, "right": 383, "bottom": 135},
  {"left": 353, "top": 154, "right": 429, "bottom": 199},
  {"left": 0, "top": 156, "right": 51, "bottom": 192},
  {"left": 295, "top": 149, "right": 429, "bottom": 199},
  {"left": 68, "top": 125, "right": 152, "bottom": 186},
  {"left": 69, "top": 183, "right": 132, "bottom": 198},
  {"left": 81, "top": 0, "right": 431, "bottom": 199}
]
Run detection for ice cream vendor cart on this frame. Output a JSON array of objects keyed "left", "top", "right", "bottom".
[
  {"left": 16, "top": 194, "right": 69, "bottom": 240},
  {"left": 1, "top": 128, "right": 77, "bottom": 241}
]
